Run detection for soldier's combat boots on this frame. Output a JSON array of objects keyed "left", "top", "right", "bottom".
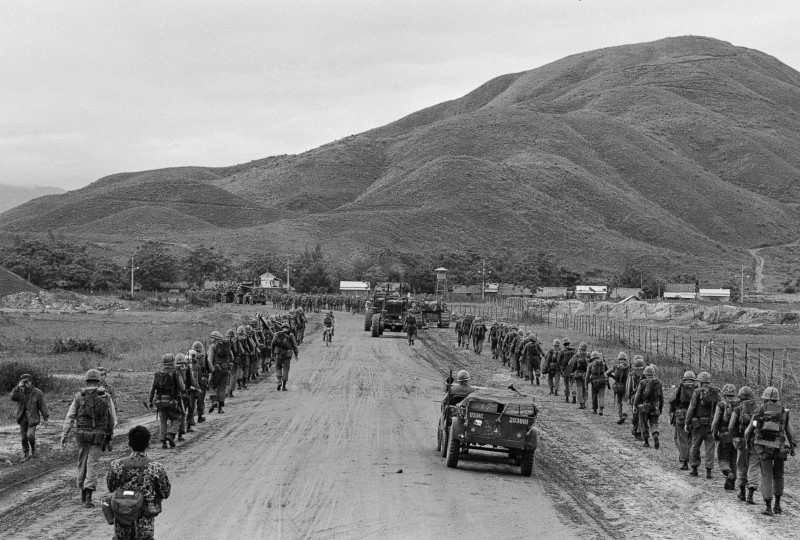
[
  {"left": 178, "top": 432, "right": 185, "bottom": 442},
  {"left": 681, "top": 461, "right": 689, "bottom": 470},
  {"left": 83, "top": 488, "right": 94, "bottom": 508},
  {"left": 281, "top": 381, "right": 287, "bottom": 391},
  {"left": 277, "top": 381, "right": 283, "bottom": 391},
  {"left": 162, "top": 440, "right": 168, "bottom": 449},
  {"left": 565, "top": 395, "right": 570, "bottom": 403},
  {"left": 723, "top": 470, "right": 735, "bottom": 490},
  {"left": 535, "top": 376, "right": 540, "bottom": 385},
  {"left": 738, "top": 485, "right": 747, "bottom": 502},
  {"left": 747, "top": 487, "right": 756, "bottom": 505},
  {"left": 774, "top": 495, "right": 782, "bottom": 514},
  {"left": 617, "top": 414, "right": 626, "bottom": 425},
  {"left": 763, "top": 499, "right": 774, "bottom": 516},
  {"left": 705, "top": 468, "right": 713, "bottom": 480},
  {"left": 167, "top": 433, "right": 176, "bottom": 448},
  {"left": 572, "top": 396, "right": 577, "bottom": 404},
  {"left": 217, "top": 405, "right": 224, "bottom": 414},
  {"left": 653, "top": 433, "right": 659, "bottom": 449},
  {"left": 209, "top": 402, "right": 217, "bottom": 413},
  {"left": 689, "top": 466, "right": 699, "bottom": 477},
  {"left": 643, "top": 437, "right": 650, "bottom": 447}
]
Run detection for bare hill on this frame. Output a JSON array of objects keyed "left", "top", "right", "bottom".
[{"left": 2, "top": 36, "right": 799, "bottom": 280}]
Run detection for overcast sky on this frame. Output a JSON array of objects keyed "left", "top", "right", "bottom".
[{"left": 1, "top": 1, "right": 798, "bottom": 190}]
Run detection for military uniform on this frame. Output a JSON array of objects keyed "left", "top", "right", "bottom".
[
  {"left": 10, "top": 375, "right": 49, "bottom": 460},
  {"left": 272, "top": 326, "right": 299, "bottom": 391},
  {"left": 711, "top": 385, "right": 739, "bottom": 490},
  {"left": 207, "top": 333, "right": 230, "bottom": 414},
  {"left": 558, "top": 340, "right": 576, "bottom": 403},
  {"left": 106, "top": 451, "right": 171, "bottom": 540},
  {"left": 744, "top": 387, "right": 797, "bottom": 515},
  {"left": 544, "top": 341, "right": 561, "bottom": 395},
  {"left": 148, "top": 355, "right": 186, "bottom": 448},
  {"left": 669, "top": 376, "right": 698, "bottom": 468},
  {"left": 604, "top": 355, "right": 629, "bottom": 424},
  {"left": 627, "top": 358, "right": 646, "bottom": 438},
  {"left": 489, "top": 323, "right": 500, "bottom": 360},
  {"left": 61, "top": 370, "right": 114, "bottom": 507},
  {"left": 729, "top": 388, "right": 760, "bottom": 504},
  {"left": 586, "top": 353, "right": 607, "bottom": 415},
  {"left": 567, "top": 346, "right": 590, "bottom": 408},
  {"left": 471, "top": 318, "right": 487, "bottom": 354},
  {"left": 633, "top": 367, "right": 663, "bottom": 448},
  {"left": 522, "top": 337, "right": 543, "bottom": 385},
  {"left": 684, "top": 373, "right": 718, "bottom": 477},
  {"left": 175, "top": 354, "right": 198, "bottom": 440},
  {"left": 405, "top": 313, "right": 418, "bottom": 345}
]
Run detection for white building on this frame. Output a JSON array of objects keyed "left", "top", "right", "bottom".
[
  {"left": 339, "top": 281, "right": 370, "bottom": 296},
  {"left": 698, "top": 288, "right": 731, "bottom": 302},
  {"left": 260, "top": 272, "right": 283, "bottom": 289}
]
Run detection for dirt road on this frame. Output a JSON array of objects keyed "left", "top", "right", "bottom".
[{"left": 1, "top": 313, "right": 797, "bottom": 539}]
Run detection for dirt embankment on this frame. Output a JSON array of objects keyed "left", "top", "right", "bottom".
[
  {"left": 529, "top": 300, "right": 800, "bottom": 326},
  {"left": 0, "top": 291, "right": 125, "bottom": 312}
]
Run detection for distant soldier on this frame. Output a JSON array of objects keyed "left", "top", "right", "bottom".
[
  {"left": 189, "top": 341, "right": 210, "bottom": 423},
  {"left": 471, "top": 317, "right": 487, "bottom": 354},
  {"left": 404, "top": 311, "right": 418, "bottom": 346},
  {"left": 712, "top": 383, "right": 739, "bottom": 490},
  {"left": 489, "top": 321, "right": 501, "bottom": 360},
  {"left": 460, "top": 315, "right": 473, "bottom": 349},
  {"left": 627, "top": 355, "right": 646, "bottom": 439},
  {"left": 522, "top": 335, "right": 544, "bottom": 385},
  {"left": 207, "top": 331, "right": 229, "bottom": 414},
  {"left": 225, "top": 328, "right": 241, "bottom": 398},
  {"left": 729, "top": 386, "right": 760, "bottom": 505},
  {"left": 744, "top": 387, "right": 797, "bottom": 516},
  {"left": 272, "top": 323, "right": 299, "bottom": 391},
  {"left": 323, "top": 311, "right": 335, "bottom": 342},
  {"left": 295, "top": 307, "right": 307, "bottom": 344},
  {"left": 10, "top": 373, "right": 49, "bottom": 461},
  {"left": 605, "top": 352, "right": 629, "bottom": 424},
  {"left": 633, "top": 365, "right": 663, "bottom": 448},
  {"left": 60, "top": 369, "right": 114, "bottom": 508},
  {"left": 669, "top": 371, "right": 698, "bottom": 469},
  {"left": 544, "top": 339, "right": 562, "bottom": 395},
  {"left": 558, "top": 338, "right": 576, "bottom": 403},
  {"left": 148, "top": 354, "right": 185, "bottom": 449},
  {"left": 684, "top": 371, "right": 718, "bottom": 478},
  {"left": 246, "top": 324, "right": 261, "bottom": 380},
  {"left": 236, "top": 325, "right": 251, "bottom": 390},
  {"left": 567, "top": 342, "right": 590, "bottom": 409},
  {"left": 175, "top": 353, "right": 197, "bottom": 442},
  {"left": 585, "top": 351, "right": 608, "bottom": 415},
  {"left": 513, "top": 330, "right": 525, "bottom": 377}
]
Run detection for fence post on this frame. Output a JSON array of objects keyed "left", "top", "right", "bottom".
[
  {"left": 656, "top": 329, "right": 659, "bottom": 356},
  {"left": 689, "top": 336, "right": 692, "bottom": 369},
  {"left": 770, "top": 350, "right": 775, "bottom": 386},
  {"left": 757, "top": 348, "right": 761, "bottom": 386},
  {"left": 744, "top": 343, "right": 748, "bottom": 381},
  {"left": 781, "top": 350, "right": 786, "bottom": 392},
  {"left": 722, "top": 343, "right": 725, "bottom": 373}
]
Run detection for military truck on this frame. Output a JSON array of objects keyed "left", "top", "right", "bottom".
[
  {"left": 365, "top": 283, "right": 410, "bottom": 337},
  {"left": 443, "top": 386, "right": 539, "bottom": 477},
  {"left": 418, "top": 299, "right": 451, "bottom": 328}
]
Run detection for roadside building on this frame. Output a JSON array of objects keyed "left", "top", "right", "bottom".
[
  {"left": 663, "top": 283, "right": 697, "bottom": 300},
  {"left": 162, "top": 281, "right": 190, "bottom": 294},
  {"left": 610, "top": 287, "right": 642, "bottom": 300},
  {"left": 534, "top": 287, "right": 568, "bottom": 299},
  {"left": 451, "top": 284, "right": 483, "bottom": 301},
  {"left": 498, "top": 284, "right": 534, "bottom": 298},
  {"left": 698, "top": 288, "right": 731, "bottom": 302},
  {"left": 339, "top": 281, "right": 370, "bottom": 296},
  {"left": 259, "top": 272, "right": 284, "bottom": 290},
  {"left": 575, "top": 285, "right": 607, "bottom": 301}
]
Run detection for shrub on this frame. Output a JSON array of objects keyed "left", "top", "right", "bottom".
[
  {"left": 0, "top": 360, "right": 55, "bottom": 392},
  {"left": 118, "top": 292, "right": 146, "bottom": 301},
  {"left": 53, "top": 336, "right": 105, "bottom": 355},
  {"left": 785, "top": 286, "right": 796, "bottom": 294}
]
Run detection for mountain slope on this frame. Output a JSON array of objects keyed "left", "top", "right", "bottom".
[
  {"left": 1, "top": 36, "right": 799, "bottom": 280},
  {"left": 0, "top": 184, "right": 65, "bottom": 214}
]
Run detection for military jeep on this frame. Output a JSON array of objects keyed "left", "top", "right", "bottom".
[{"left": 444, "top": 386, "right": 539, "bottom": 476}]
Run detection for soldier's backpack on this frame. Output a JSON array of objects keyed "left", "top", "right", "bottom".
[
  {"left": 612, "top": 365, "right": 628, "bottom": 383},
  {"left": 214, "top": 342, "right": 231, "bottom": 365},
  {"left": 679, "top": 382, "right": 696, "bottom": 406},
  {"left": 574, "top": 355, "right": 588, "bottom": 373},
  {"left": 739, "top": 400, "right": 755, "bottom": 429},
  {"left": 722, "top": 399, "right": 740, "bottom": 425},
  {"left": 474, "top": 325, "right": 485, "bottom": 339},
  {"left": 754, "top": 402, "right": 787, "bottom": 449},
  {"left": 154, "top": 371, "right": 178, "bottom": 398},
  {"left": 276, "top": 332, "right": 293, "bottom": 351},
  {"left": 547, "top": 351, "right": 559, "bottom": 372},
  {"left": 76, "top": 388, "right": 110, "bottom": 432},
  {"left": 104, "top": 458, "right": 157, "bottom": 527},
  {"left": 324, "top": 315, "right": 333, "bottom": 327},
  {"left": 590, "top": 360, "right": 605, "bottom": 377},
  {"left": 643, "top": 378, "right": 662, "bottom": 401}
]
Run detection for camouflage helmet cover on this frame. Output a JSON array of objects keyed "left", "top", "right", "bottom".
[
  {"left": 737, "top": 386, "right": 754, "bottom": 400},
  {"left": 761, "top": 387, "right": 780, "bottom": 401},
  {"left": 721, "top": 383, "right": 737, "bottom": 397},
  {"left": 696, "top": 371, "right": 711, "bottom": 384}
]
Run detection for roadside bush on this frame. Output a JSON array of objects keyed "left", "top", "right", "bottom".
[
  {"left": 0, "top": 360, "right": 55, "bottom": 392},
  {"left": 185, "top": 290, "right": 212, "bottom": 307},
  {"left": 53, "top": 336, "right": 105, "bottom": 355},
  {"left": 146, "top": 296, "right": 172, "bottom": 308},
  {"left": 118, "top": 292, "right": 146, "bottom": 301}
]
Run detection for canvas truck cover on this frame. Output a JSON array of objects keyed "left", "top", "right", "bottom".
[{"left": 460, "top": 387, "right": 538, "bottom": 416}]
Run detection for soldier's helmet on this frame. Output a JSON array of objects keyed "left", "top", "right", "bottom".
[
  {"left": 682, "top": 371, "right": 696, "bottom": 381},
  {"left": 85, "top": 368, "right": 102, "bottom": 382},
  {"left": 226, "top": 329, "right": 236, "bottom": 339},
  {"left": 696, "top": 371, "right": 711, "bottom": 384},
  {"left": 237, "top": 325, "right": 247, "bottom": 336},
  {"left": 761, "top": 387, "right": 780, "bottom": 401},
  {"left": 643, "top": 365, "right": 656, "bottom": 377},
  {"left": 161, "top": 354, "right": 175, "bottom": 367},
  {"left": 297, "top": 307, "right": 304, "bottom": 313},
  {"left": 210, "top": 331, "right": 224, "bottom": 342},
  {"left": 553, "top": 339, "right": 562, "bottom": 346},
  {"left": 590, "top": 350, "right": 602, "bottom": 360},
  {"left": 617, "top": 352, "right": 628, "bottom": 360},
  {"left": 245, "top": 325, "right": 254, "bottom": 336},
  {"left": 721, "top": 383, "right": 737, "bottom": 397},
  {"left": 456, "top": 369, "right": 471, "bottom": 382},
  {"left": 562, "top": 338, "right": 571, "bottom": 345},
  {"left": 738, "top": 386, "right": 754, "bottom": 400},
  {"left": 192, "top": 340, "right": 204, "bottom": 352},
  {"left": 518, "top": 330, "right": 524, "bottom": 337},
  {"left": 175, "top": 353, "right": 188, "bottom": 365},
  {"left": 281, "top": 323, "right": 290, "bottom": 330},
  {"left": 579, "top": 342, "right": 589, "bottom": 351}
]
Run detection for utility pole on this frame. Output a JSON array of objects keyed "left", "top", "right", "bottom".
[
  {"left": 741, "top": 264, "right": 745, "bottom": 303},
  {"left": 482, "top": 259, "right": 486, "bottom": 302},
  {"left": 286, "top": 256, "right": 290, "bottom": 291},
  {"left": 125, "top": 256, "right": 139, "bottom": 294}
]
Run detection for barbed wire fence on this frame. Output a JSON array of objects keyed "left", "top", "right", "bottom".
[{"left": 449, "top": 299, "right": 800, "bottom": 398}]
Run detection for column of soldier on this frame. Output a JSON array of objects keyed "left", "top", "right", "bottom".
[
  {"left": 452, "top": 315, "right": 797, "bottom": 518},
  {"left": 270, "top": 293, "right": 367, "bottom": 314},
  {"left": 45, "top": 308, "right": 308, "bottom": 510}
]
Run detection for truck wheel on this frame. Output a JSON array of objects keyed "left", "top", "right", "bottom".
[
  {"left": 445, "top": 427, "right": 460, "bottom": 468},
  {"left": 520, "top": 449, "right": 535, "bottom": 477},
  {"left": 364, "top": 312, "right": 372, "bottom": 331},
  {"left": 371, "top": 314, "right": 381, "bottom": 337},
  {"left": 436, "top": 425, "right": 442, "bottom": 452}
]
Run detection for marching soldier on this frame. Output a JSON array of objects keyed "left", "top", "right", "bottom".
[
  {"left": 522, "top": 334, "right": 543, "bottom": 385},
  {"left": 544, "top": 339, "right": 562, "bottom": 395},
  {"left": 605, "top": 352, "right": 629, "bottom": 424},
  {"left": 712, "top": 383, "right": 739, "bottom": 490},
  {"left": 627, "top": 355, "right": 646, "bottom": 439},
  {"left": 10, "top": 373, "right": 49, "bottom": 461},
  {"left": 190, "top": 341, "right": 210, "bottom": 423},
  {"left": 729, "top": 386, "right": 760, "bottom": 505},
  {"left": 744, "top": 387, "right": 797, "bottom": 516},
  {"left": 567, "top": 342, "right": 590, "bottom": 409},
  {"left": 558, "top": 338, "right": 576, "bottom": 403},
  {"left": 668, "top": 371, "right": 698, "bottom": 469},
  {"left": 175, "top": 353, "right": 197, "bottom": 442},
  {"left": 148, "top": 354, "right": 186, "bottom": 449},
  {"left": 586, "top": 351, "right": 608, "bottom": 415},
  {"left": 633, "top": 365, "right": 663, "bottom": 448},
  {"left": 208, "top": 331, "right": 230, "bottom": 414},
  {"left": 685, "top": 371, "right": 718, "bottom": 478},
  {"left": 272, "top": 323, "right": 299, "bottom": 391}
]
